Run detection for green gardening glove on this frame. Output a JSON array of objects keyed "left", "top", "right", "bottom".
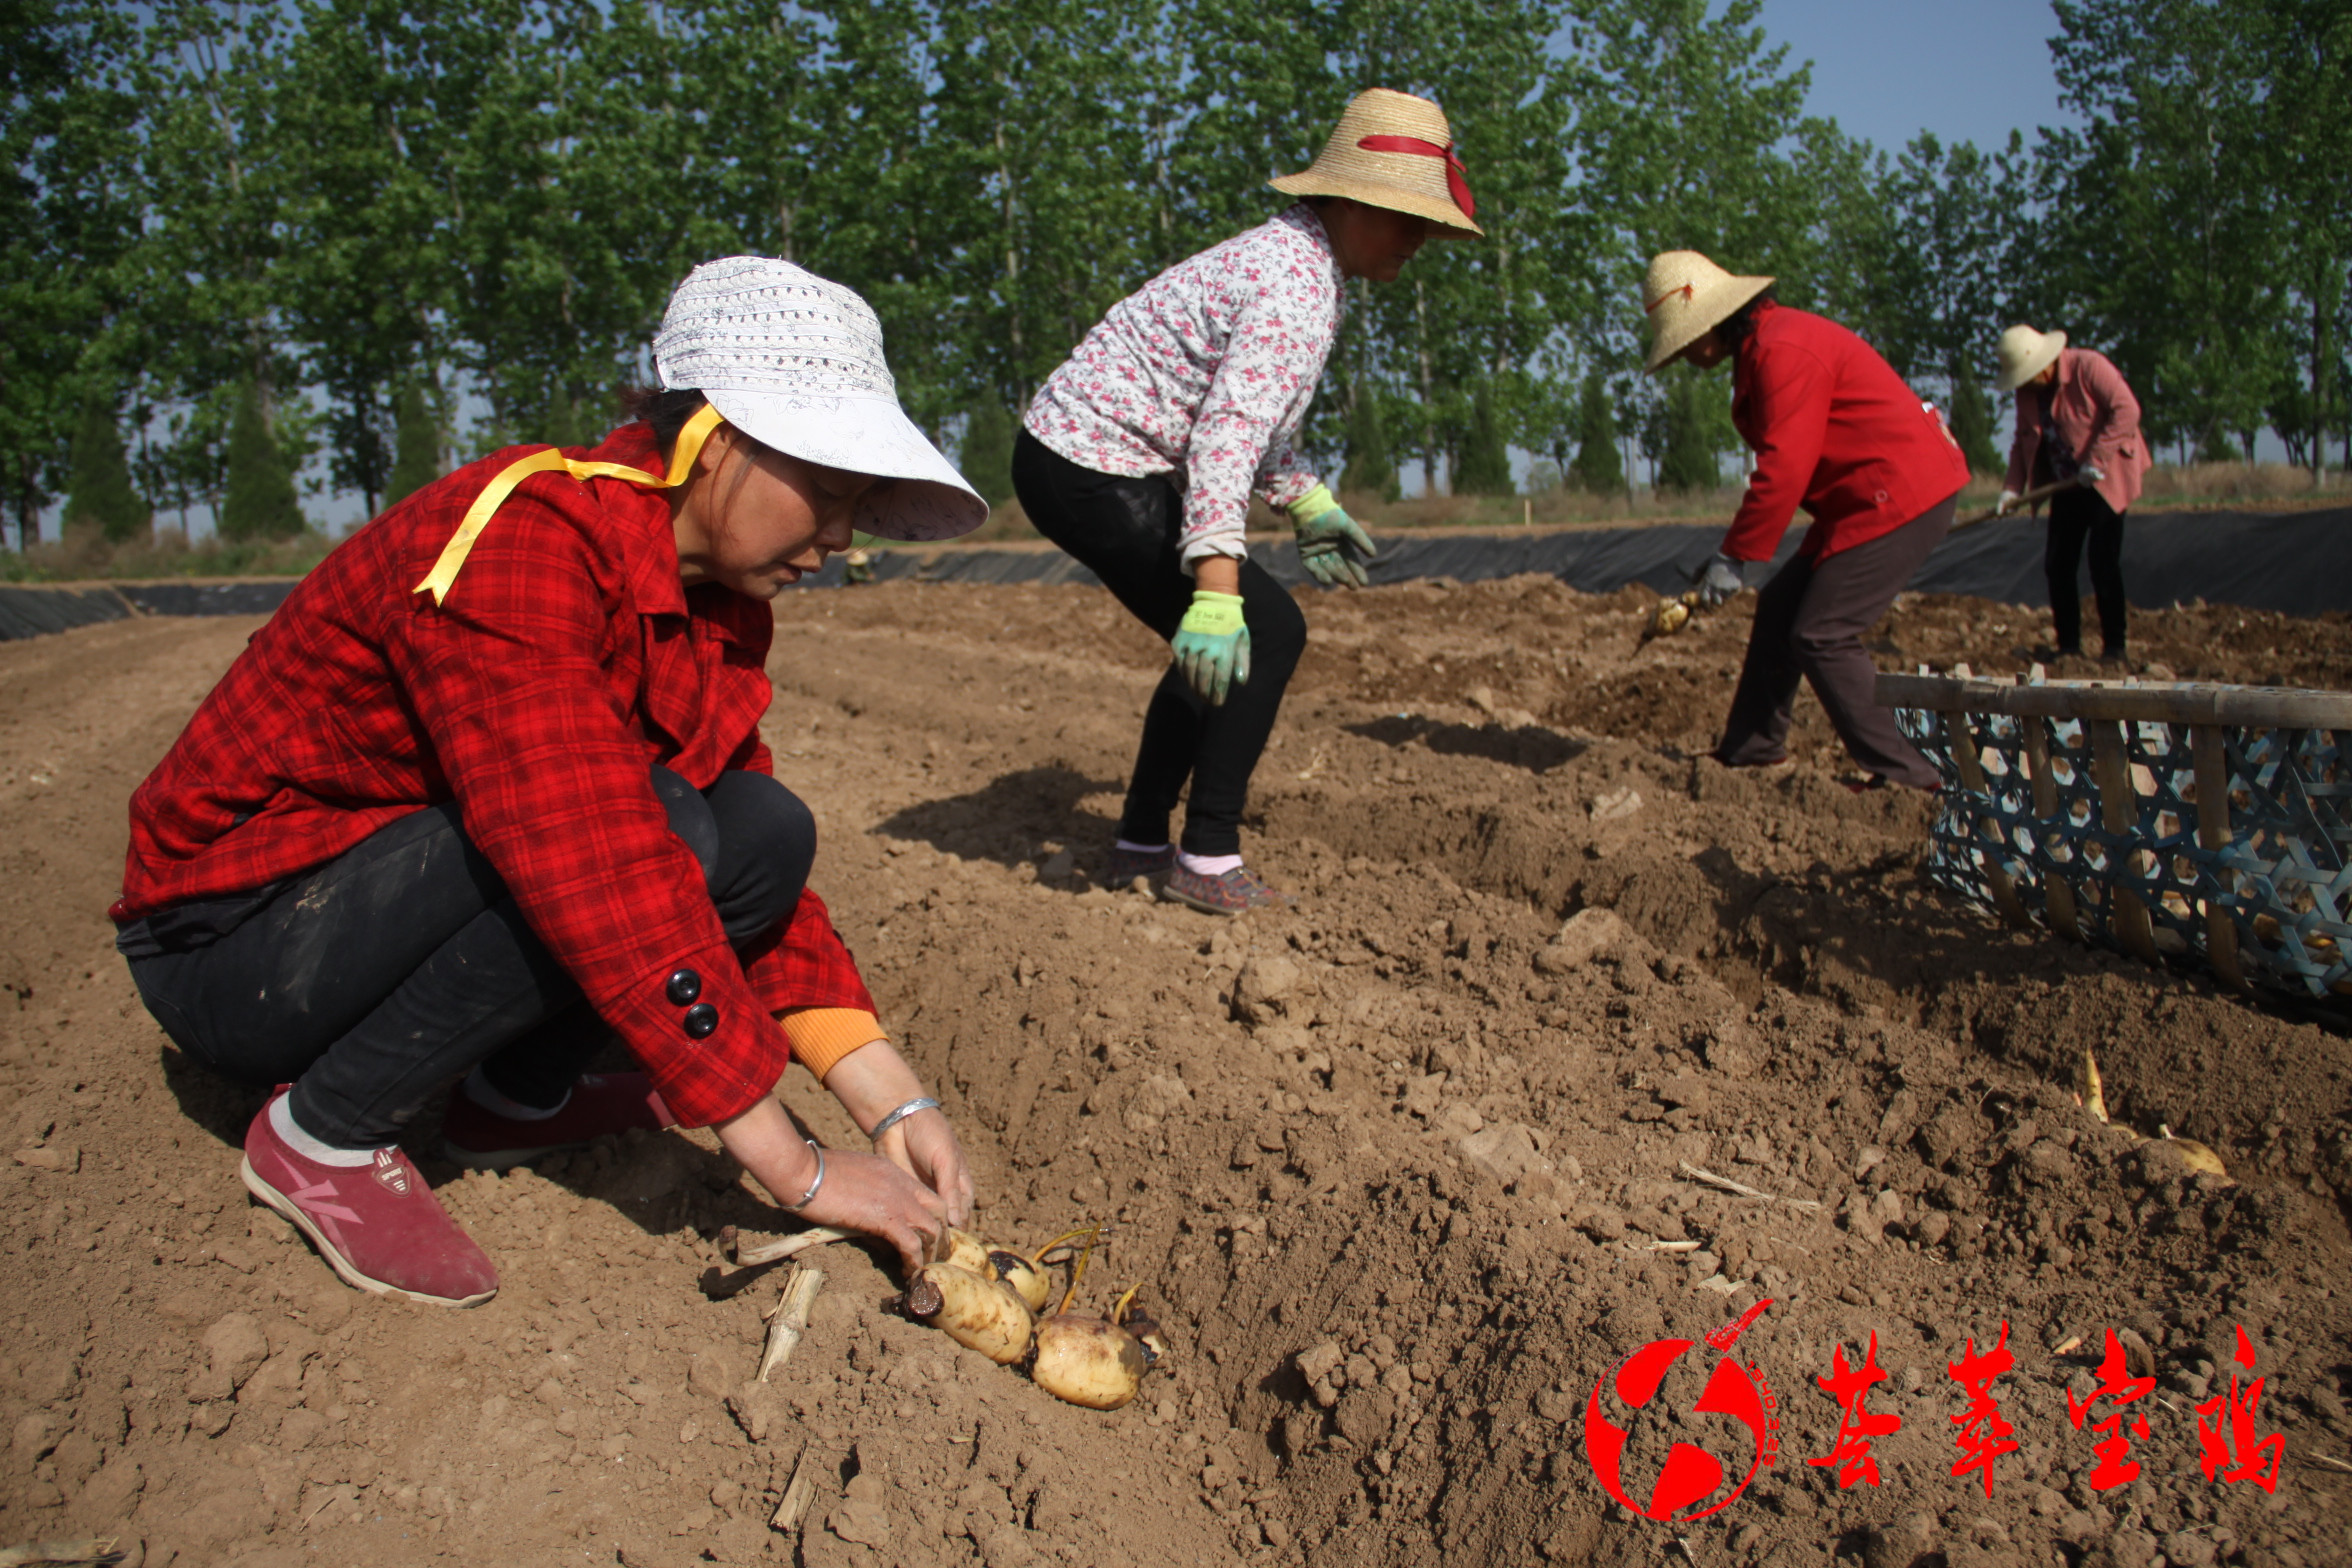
[
  {"left": 1172, "top": 589, "right": 1250, "bottom": 706},
  {"left": 1289, "top": 483, "right": 1377, "bottom": 589}
]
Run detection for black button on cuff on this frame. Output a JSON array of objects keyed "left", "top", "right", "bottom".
[
  {"left": 666, "top": 968, "right": 703, "bottom": 1006},
  {"left": 682, "top": 1002, "right": 719, "bottom": 1039}
]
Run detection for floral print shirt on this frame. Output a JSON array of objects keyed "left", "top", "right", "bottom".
[{"left": 1024, "top": 203, "right": 1343, "bottom": 566}]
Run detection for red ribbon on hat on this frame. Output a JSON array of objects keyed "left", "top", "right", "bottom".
[
  {"left": 1355, "top": 134, "right": 1475, "bottom": 220},
  {"left": 1644, "top": 282, "right": 1695, "bottom": 315}
]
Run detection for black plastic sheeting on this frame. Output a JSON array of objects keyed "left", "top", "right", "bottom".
[
  {"left": 118, "top": 581, "right": 304, "bottom": 617},
  {"left": 0, "top": 585, "right": 136, "bottom": 641},
  {"left": 839, "top": 503, "right": 2352, "bottom": 616},
  {"left": 2, "top": 504, "right": 2346, "bottom": 640}
]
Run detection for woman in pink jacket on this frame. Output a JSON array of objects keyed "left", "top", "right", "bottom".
[{"left": 1995, "top": 326, "right": 2149, "bottom": 662}]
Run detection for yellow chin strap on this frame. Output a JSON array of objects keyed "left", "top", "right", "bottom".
[{"left": 414, "top": 403, "right": 727, "bottom": 605}]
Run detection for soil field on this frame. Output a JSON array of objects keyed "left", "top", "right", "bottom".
[{"left": 1, "top": 579, "right": 2348, "bottom": 1568}]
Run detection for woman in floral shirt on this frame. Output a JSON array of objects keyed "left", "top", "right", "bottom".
[{"left": 1013, "top": 88, "right": 1480, "bottom": 913}]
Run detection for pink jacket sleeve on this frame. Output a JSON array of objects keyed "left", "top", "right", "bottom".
[{"left": 2073, "top": 353, "right": 2142, "bottom": 474}]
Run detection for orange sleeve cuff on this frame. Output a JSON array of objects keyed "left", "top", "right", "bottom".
[{"left": 781, "top": 1007, "right": 885, "bottom": 1083}]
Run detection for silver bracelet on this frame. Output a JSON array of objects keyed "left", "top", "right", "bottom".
[
  {"left": 783, "top": 1139, "right": 825, "bottom": 1211},
  {"left": 867, "top": 1096, "right": 941, "bottom": 1142}
]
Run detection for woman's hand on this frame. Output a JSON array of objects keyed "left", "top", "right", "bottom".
[
  {"left": 714, "top": 1094, "right": 944, "bottom": 1276},
  {"left": 876, "top": 1108, "right": 974, "bottom": 1231},
  {"left": 793, "top": 1148, "right": 949, "bottom": 1276},
  {"left": 821, "top": 1038, "right": 974, "bottom": 1229}
]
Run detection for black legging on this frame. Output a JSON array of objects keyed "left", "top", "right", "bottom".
[
  {"left": 1011, "top": 430, "right": 1307, "bottom": 857},
  {"left": 2045, "top": 486, "right": 2127, "bottom": 654},
  {"left": 122, "top": 768, "right": 812, "bottom": 1147}
]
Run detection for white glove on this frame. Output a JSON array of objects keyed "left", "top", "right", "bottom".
[
  {"left": 2079, "top": 463, "right": 2105, "bottom": 484},
  {"left": 1693, "top": 552, "right": 1744, "bottom": 609},
  {"left": 1996, "top": 489, "right": 2020, "bottom": 516}
]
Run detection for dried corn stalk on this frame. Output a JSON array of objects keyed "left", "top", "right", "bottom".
[
  {"left": 757, "top": 1264, "right": 827, "bottom": 1382},
  {"left": 0, "top": 1541, "right": 122, "bottom": 1568},
  {"left": 724, "top": 1224, "right": 851, "bottom": 1267},
  {"left": 770, "top": 1449, "right": 818, "bottom": 1532}
]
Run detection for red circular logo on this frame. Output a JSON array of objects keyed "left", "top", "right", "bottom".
[{"left": 1582, "top": 1335, "right": 1775, "bottom": 1523}]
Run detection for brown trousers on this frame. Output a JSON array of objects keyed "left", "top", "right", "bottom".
[{"left": 1714, "top": 494, "right": 1957, "bottom": 788}]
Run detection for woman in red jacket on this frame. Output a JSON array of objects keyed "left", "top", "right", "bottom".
[
  {"left": 1645, "top": 250, "right": 1969, "bottom": 790},
  {"left": 114, "top": 258, "right": 986, "bottom": 1306}
]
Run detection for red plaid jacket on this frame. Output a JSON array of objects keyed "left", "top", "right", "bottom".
[{"left": 114, "top": 422, "right": 874, "bottom": 1126}]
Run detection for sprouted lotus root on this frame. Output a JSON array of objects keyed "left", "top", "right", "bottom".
[{"left": 905, "top": 1262, "right": 1034, "bottom": 1364}]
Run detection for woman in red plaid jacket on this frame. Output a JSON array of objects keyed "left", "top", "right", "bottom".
[{"left": 113, "top": 259, "right": 989, "bottom": 1306}]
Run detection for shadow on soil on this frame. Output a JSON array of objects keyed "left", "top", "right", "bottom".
[
  {"left": 1346, "top": 714, "right": 1589, "bottom": 774},
  {"left": 874, "top": 765, "right": 1124, "bottom": 873}
]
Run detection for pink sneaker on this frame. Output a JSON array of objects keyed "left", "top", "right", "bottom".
[
  {"left": 440, "top": 1071, "right": 676, "bottom": 1171},
  {"left": 241, "top": 1091, "right": 498, "bottom": 1308}
]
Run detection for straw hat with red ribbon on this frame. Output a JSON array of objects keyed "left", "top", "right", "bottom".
[
  {"left": 1269, "top": 88, "right": 1482, "bottom": 237},
  {"left": 1642, "top": 250, "right": 1775, "bottom": 373}
]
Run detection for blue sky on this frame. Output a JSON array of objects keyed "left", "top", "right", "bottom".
[{"left": 1756, "top": 0, "right": 2081, "bottom": 159}]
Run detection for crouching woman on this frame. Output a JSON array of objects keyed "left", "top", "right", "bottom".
[{"left": 112, "top": 258, "right": 985, "bottom": 1306}]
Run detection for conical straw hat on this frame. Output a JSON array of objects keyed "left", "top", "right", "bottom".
[
  {"left": 1995, "top": 324, "right": 2067, "bottom": 392},
  {"left": 1642, "top": 250, "right": 1775, "bottom": 373},
  {"left": 1269, "top": 88, "right": 1482, "bottom": 237}
]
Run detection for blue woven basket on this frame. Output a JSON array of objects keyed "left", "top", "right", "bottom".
[{"left": 1878, "top": 669, "right": 2352, "bottom": 999}]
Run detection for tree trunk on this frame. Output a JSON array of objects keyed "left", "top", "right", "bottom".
[
  {"left": 2311, "top": 291, "right": 2326, "bottom": 483},
  {"left": 995, "top": 89, "right": 1022, "bottom": 397},
  {"left": 1414, "top": 278, "right": 1437, "bottom": 495}
]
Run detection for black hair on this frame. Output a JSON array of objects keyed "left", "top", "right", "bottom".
[
  {"left": 1713, "top": 284, "right": 1779, "bottom": 356},
  {"left": 617, "top": 385, "right": 709, "bottom": 459}
]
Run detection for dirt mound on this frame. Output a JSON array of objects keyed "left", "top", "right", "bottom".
[{"left": 1, "top": 579, "right": 2347, "bottom": 1568}]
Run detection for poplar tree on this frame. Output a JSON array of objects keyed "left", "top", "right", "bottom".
[
  {"left": 219, "top": 381, "right": 304, "bottom": 540},
  {"left": 1339, "top": 389, "right": 1401, "bottom": 502},
  {"left": 384, "top": 382, "right": 439, "bottom": 508},
  {"left": 959, "top": 404, "right": 1017, "bottom": 509},
  {"left": 64, "top": 393, "right": 150, "bottom": 541},
  {"left": 1453, "top": 385, "right": 1514, "bottom": 495},
  {"left": 1657, "top": 372, "right": 1723, "bottom": 492},
  {"left": 9, "top": 0, "right": 2337, "bottom": 538},
  {"left": 2037, "top": 0, "right": 2283, "bottom": 458},
  {"left": 1569, "top": 373, "right": 1624, "bottom": 494},
  {"left": 1948, "top": 369, "right": 2000, "bottom": 475}
]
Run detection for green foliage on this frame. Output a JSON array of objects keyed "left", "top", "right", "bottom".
[
  {"left": 959, "top": 404, "right": 1017, "bottom": 509},
  {"left": 65, "top": 393, "right": 150, "bottom": 541},
  {"left": 3, "top": 0, "right": 2342, "bottom": 568},
  {"left": 1569, "top": 373, "right": 1624, "bottom": 494},
  {"left": 385, "top": 382, "right": 440, "bottom": 508},
  {"left": 1453, "top": 384, "right": 1514, "bottom": 495},
  {"left": 1657, "top": 370, "right": 1729, "bottom": 492},
  {"left": 3, "top": 0, "right": 145, "bottom": 549},
  {"left": 1340, "top": 389, "right": 1400, "bottom": 502},
  {"left": 1831, "top": 131, "right": 2026, "bottom": 390},
  {"left": 1947, "top": 368, "right": 2000, "bottom": 475},
  {"left": 220, "top": 382, "right": 304, "bottom": 540},
  {"left": 2026, "top": 0, "right": 2342, "bottom": 465}
]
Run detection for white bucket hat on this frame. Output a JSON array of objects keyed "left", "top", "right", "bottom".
[
  {"left": 1995, "top": 324, "right": 2068, "bottom": 392},
  {"left": 1642, "top": 250, "right": 1775, "bottom": 373},
  {"left": 654, "top": 257, "right": 986, "bottom": 542}
]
